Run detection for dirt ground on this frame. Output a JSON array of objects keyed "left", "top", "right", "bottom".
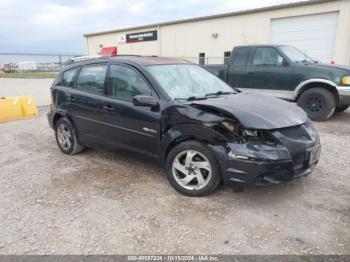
[{"left": 0, "top": 106, "right": 349, "bottom": 255}]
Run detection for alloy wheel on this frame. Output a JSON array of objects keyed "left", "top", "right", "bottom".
[
  {"left": 56, "top": 123, "right": 72, "bottom": 151},
  {"left": 171, "top": 150, "right": 212, "bottom": 190}
]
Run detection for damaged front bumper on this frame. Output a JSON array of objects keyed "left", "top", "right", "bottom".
[
  {"left": 213, "top": 122, "right": 321, "bottom": 187},
  {"left": 222, "top": 150, "right": 318, "bottom": 187}
]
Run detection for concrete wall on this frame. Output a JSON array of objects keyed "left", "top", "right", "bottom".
[{"left": 85, "top": 0, "right": 350, "bottom": 64}]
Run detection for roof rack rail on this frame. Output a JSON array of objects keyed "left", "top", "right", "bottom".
[
  {"left": 69, "top": 55, "right": 103, "bottom": 63},
  {"left": 114, "top": 54, "right": 142, "bottom": 57}
]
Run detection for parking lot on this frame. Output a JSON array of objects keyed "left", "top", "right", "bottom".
[
  {"left": 0, "top": 91, "right": 349, "bottom": 255},
  {"left": 0, "top": 78, "right": 52, "bottom": 106}
]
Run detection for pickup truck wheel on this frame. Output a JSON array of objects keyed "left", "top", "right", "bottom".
[
  {"left": 55, "top": 118, "right": 84, "bottom": 155},
  {"left": 165, "top": 141, "right": 221, "bottom": 197},
  {"left": 297, "top": 88, "right": 335, "bottom": 121},
  {"left": 335, "top": 105, "right": 349, "bottom": 113}
]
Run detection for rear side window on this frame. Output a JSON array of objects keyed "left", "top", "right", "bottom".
[
  {"left": 108, "top": 64, "right": 151, "bottom": 102},
  {"left": 62, "top": 68, "right": 78, "bottom": 87},
  {"left": 252, "top": 47, "right": 284, "bottom": 66},
  {"left": 76, "top": 64, "right": 107, "bottom": 95},
  {"left": 232, "top": 47, "right": 249, "bottom": 66}
]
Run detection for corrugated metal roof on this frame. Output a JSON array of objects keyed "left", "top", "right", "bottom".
[{"left": 84, "top": 0, "right": 336, "bottom": 37}]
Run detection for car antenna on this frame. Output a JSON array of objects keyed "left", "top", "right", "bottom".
[{"left": 304, "top": 50, "right": 308, "bottom": 65}]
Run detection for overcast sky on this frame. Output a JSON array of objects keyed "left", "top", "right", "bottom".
[{"left": 0, "top": 0, "right": 306, "bottom": 54}]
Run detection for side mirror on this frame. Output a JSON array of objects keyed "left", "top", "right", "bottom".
[
  {"left": 282, "top": 58, "right": 289, "bottom": 67},
  {"left": 132, "top": 95, "right": 159, "bottom": 108}
]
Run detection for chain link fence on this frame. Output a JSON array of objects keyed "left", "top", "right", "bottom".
[
  {"left": 0, "top": 53, "right": 81, "bottom": 77},
  {"left": 0, "top": 53, "right": 228, "bottom": 78}
]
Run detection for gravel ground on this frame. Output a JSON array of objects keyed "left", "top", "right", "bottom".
[{"left": 0, "top": 106, "right": 349, "bottom": 255}]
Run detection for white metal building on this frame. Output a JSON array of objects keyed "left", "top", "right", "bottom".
[{"left": 84, "top": 0, "right": 350, "bottom": 65}]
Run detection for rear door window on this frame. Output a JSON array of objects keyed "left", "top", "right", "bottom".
[
  {"left": 62, "top": 67, "right": 79, "bottom": 87},
  {"left": 76, "top": 64, "right": 107, "bottom": 95}
]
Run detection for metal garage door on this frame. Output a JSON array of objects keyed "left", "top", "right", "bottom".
[{"left": 271, "top": 12, "right": 338, "bottom": 63}]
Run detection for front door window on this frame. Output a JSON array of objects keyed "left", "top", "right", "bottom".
[{"left": 108, "top": 65, "right": 151, "bottom": 101}]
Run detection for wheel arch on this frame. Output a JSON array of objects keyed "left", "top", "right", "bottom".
[
  {"left": 160, "top": 124, "right": 227, "bottom": 165},
  {"left": 52, "top": 111, "right": 76, "bottom": 130},
  {"left": 52, "top": 112, "right": 64, "bottom": 127},
  {"left": 296, "top": 79, "right": 339, "bottom": 104}
]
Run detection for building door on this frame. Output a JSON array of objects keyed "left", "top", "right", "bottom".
[{"left": 271, "top": 12, "right": 338, "bottom": 63}]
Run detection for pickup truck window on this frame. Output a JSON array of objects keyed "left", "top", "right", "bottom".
[
  {"left": 279, "top": 46, "right": 314, "bottom": 63},
  {"left": 108, "top": 64, "right": 151, "bottom": 102},
  {"left": 253, "top": 47, "right": 283, "bottom": 66},
  {"left": 233, "top": 48, "right": 249, "bottom": 66}
]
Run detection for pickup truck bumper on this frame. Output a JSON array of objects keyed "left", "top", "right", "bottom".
[{"left": 338, "top": 86, "right": 350, "bottom": 106}]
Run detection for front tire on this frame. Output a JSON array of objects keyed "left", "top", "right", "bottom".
[
  {"left": 297, "top": 88, "right": 335, "bottom": 121},
  {"left": 165, "top": 141, "right": 221, "bottom": 197},
  {"left": 55, "top": 118, "right": 84, "bottom": 155}
]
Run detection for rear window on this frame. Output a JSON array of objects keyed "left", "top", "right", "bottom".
[
  {"left": 62, "top": 67, "right": 79, "bottom": 87},
  {"left": 232, "top": 47, "right": 249, "bottom": 66}
]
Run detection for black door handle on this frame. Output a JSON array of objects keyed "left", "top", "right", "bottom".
[
  {"left": 103, "top": 105, "right": 116, "bottom": 112},
  {"left": 248, "top": 71, "right": 255, "bottom": 75}
]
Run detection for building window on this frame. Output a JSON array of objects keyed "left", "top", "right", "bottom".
[
  {"left": 199, "top": 53, "right": 206, "bottom": 65},
  {"left": 224, "top": 51, "right": 231, "bottom": 65}
]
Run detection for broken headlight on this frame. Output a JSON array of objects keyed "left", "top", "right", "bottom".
[{"left": 221, "top": 121, "right": 277, "bottom": 145}]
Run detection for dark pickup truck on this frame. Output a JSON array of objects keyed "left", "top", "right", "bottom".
[{"left": 202, "top": 45, "right": 350, "bottom": 121}]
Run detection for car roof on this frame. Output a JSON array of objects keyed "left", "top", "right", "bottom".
[
  {"left": 64, "top": 55, "right": 192, "bottom": 70},
  {"left": 234, "top": 44, "right": 289, "bottom": 48},
  {"left": 113, "top": 56, "right": 191, "bottom": 65}
]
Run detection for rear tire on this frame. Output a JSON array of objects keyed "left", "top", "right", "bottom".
[
  {"left": 297, "top": 88, "right": 335, "bottom": 121},
  {"left": 165, "top": 141, "right": 221, "bottom": 197},
  {"left": 335, "top": 105, "right": 349, "bottom": 113},
  {"left": 55, "top": 118, "right": 84, "bottom": 155}
]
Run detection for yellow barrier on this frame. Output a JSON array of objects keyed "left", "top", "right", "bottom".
[{"left": 0, "top": 96, "right": 38, "bottom": 123}]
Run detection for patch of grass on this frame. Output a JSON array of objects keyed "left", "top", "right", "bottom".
[{"left": 0, "top": 72, "right": 58, "bottom": 79}]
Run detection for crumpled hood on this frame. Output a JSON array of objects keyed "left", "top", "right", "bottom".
[{"left": 191, "top": 92, "right": 307, "bottom": 130}]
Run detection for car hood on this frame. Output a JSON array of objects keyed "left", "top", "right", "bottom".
[
  {"left": 191, "top": 92, "right": 307, "bottom": 130},
  {"left": 307, "top": 63, "right": 350, "bottom": 73}
]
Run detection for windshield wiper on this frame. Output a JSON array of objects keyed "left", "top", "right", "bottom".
[
  {"left": 174, "top": 96, "right": 207, "bottom": 101},
  {"left": 187, "top": 96, "right": 207, "bottom": 101},
  {"left": 205, "top": 91, "right": 235, "bottom": 97}
]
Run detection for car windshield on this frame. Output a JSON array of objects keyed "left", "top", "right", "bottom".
[
  {"left": 279, "top": 46, "right": 315, "bottom": 63},
  {"left": 146, "top": 64, "right": 235, "bottom": 100}
]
